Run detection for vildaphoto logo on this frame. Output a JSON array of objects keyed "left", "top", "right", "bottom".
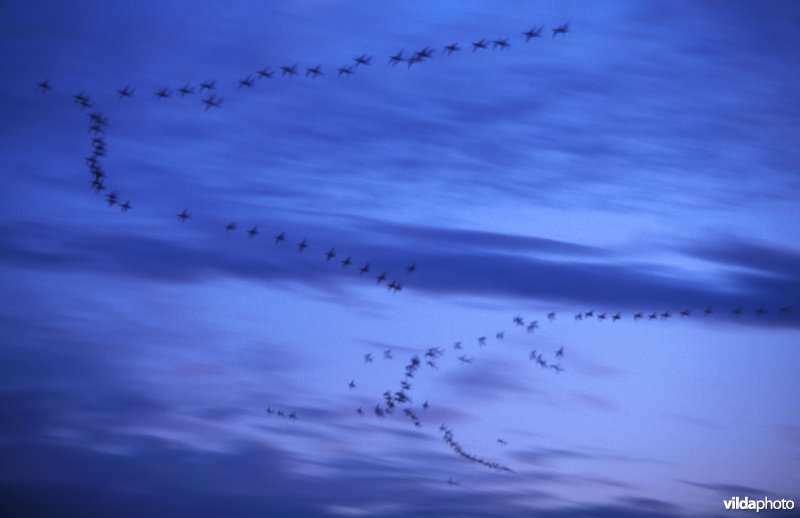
[{"left": 723, "top": 496, "right": 795, "bottom": 512}]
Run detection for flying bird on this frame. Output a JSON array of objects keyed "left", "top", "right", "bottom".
[
  {"left": 117, "top": 86, "right": 134, "bottom": 100},
  {"left": 523, "top": 26, "right": 543, "bottom": 41},
  {"left": 37, "top": 79, "right": 52, "bottom": 92},
  {"left": 325, "top": 248, "right": 336, "bottom": 262},
  {"left": 257, "top": 68, "right": 273, "bottom": 79},
  {"left": 497, "top": 438, "right": 508, "bottom": 445},
  {"left": 199, "top": 80, "right": 216, "bottom": 91},
  {"left": 359, "top": 263, "right": 370, "bottom": 275},
  {"left": 224, "top": 222, "right": 237, "bottom": 233},
  {"left": 341, "top": 256, "right": 352, "bottom": 268},
  {"left": 119, "top": 201, "right": 132, "bottom": 213},
  {"left": 552, "top": 23, "right": 570, "bottom": 37},
  {"left": 297, "top": 238, "right": 308, "bottom": 252},
  {"left": 547, "top": 312, "right": 556, "bottom": 322},
  {"left": 337, "top": 66, "right": 354, "bottom": 77},
  {"left": 364, "top": 353, "right": 373, "bottom": 363},
  {"left": 281, "top": 64, "right": 298, "bottom": 77},
  {"left": 389, "top": 50, "right": 405, "bottom": 66},
  {"left": 247, "top": 226, "right": 258, "bottom": 238},
  {"left": 704, "top": 306, "right": 713, "bottom": 316},
  {"left": 306, "top": 65, "right": 323, "bottom": 78},
  {"left": 492, "top": 38, "right": 510, "bottom": 50},
  {"left": 376, "top": 272, "right": 387, "bottom": 284},
  {"left": 155, "top": 88, "right": 171, "bottom": 99},
  {"left": 348, "top": 380, "right": 356, "bottom": 390},
  {"left": 444, "top": 43, "right": 461, "bottom": 55},
  {"left": 177, "top": 209, "right": 190, "bottom": 223},
  {"left": 513, "top": 316, "right": 524, "bottom": 326},
  {"left": 353, "top": 54, "right": 372, "bottom": 66},
  {"left": 178, "top": 85, "right": 194, "bottom": 97},
  {"left": 238, "top": 75, "right": 255, "bottom": 88},
  {"left": 612, "top": 312, "right": 622, "bottom": 321},
  {"left": 274, "top": 232, "right": 286, "bottom": 244},
  {"left": 471, "top": 39, "right": 488, "bottom": 51},
  {"left": 680, "top": 309, "right": 691, "bottom": 317},
  {"left": 406, "top": 262, "right": 416, "bottom": 273},
  {"left": 202, "top": 95, "right": 222, "bottom": 110},
  {"left": 555, "top": 346, "right": 564, "bottom": 358}
]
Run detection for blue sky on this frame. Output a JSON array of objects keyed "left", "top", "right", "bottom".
[{"left": 1, "top": 1, "right": 799, "bottom": 516}]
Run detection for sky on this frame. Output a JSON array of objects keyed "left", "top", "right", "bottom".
[{"left": 1, "top": 0, "right": 799, "bottom": 516}]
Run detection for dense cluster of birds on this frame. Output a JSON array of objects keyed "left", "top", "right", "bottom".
[{"left": 36, "top": 23, "right": 569, "bottom": 112}]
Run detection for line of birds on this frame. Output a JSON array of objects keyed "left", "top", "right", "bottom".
[
  {"left": 265, "top": 406, "right": 297, "bottom": 420},
  {"left": 440, "top": 424, "right": 514, "bottom": 473},
  {"left": 70, "top": 101, "right": 417, "bottom": 293},
  {"left": 35, "top": 23, "right": 569, "bottom": 112}
]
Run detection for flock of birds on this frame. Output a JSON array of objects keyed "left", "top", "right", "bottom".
[
  {"left": 35, "top": 23, "right": 569, "bottom": 111},
  {"left": 35, "top": 20, "right": 797, "bottom": 483}
]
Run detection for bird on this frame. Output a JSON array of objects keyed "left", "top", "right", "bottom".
[
  {"left": 612, "top": 312, "right": 622, "bottom": 321},
  {"left": 492, "top": 38, "right": 510, "bottom": 50},
  {"left": 225, "top": 222, "right": 237, "bottom": 233},
  {"left": 680, "top": 309, "right": 691, "bottom": 317},
  {"left": 348, "top": 380, "right": 356, "bottom": 390},
  {"left": 281, "top": 64, "right": 298, "bottom": 77},
  {"left": 37, "top": 79, "right": 52, "bottom": 92},
  {"left": 547, "top": 312, "right": 556, "bottom": 322},
  {"left": 513, "top": 316, "right": 524, "bottom": 326},
  {"left": 119, "top": 201, "right": 132, "bottom": 213},
  {"left": 633, "top": 313, "right": 643, "bottom": 320},
  {"left": 297, "top": 239, "right": 308, "bottom": 252},
  {"left": 478, "top": 336, "right": 487, "bottom": 346},
  {"left": 471, "top": 39, "right": 488, "bottom": 51},
  {"left": 376, "top": 272, "right": 387, "bottom": 284},
  {"left": 704, "top": 306, "right": 713, "bottom": 316},
  {"left": 177, "top": 209, "right": 190, "bottom": 223},
  {"left": 247, "top": 226, "right": 258, "bottom": 238},
  {"left": 523, "top": 26, "right": 543, "bottom": 41},
  {"left": 527, "top": 321, "right": 539, "bottom": 333},
  {"left": 306, "top": 65, "right": 323, "bottom": 78},
  {"left": 406, "top": 262, "right": 416, "bottom": 274},
  {"left": 555, "top": 346, "right": 564, "bottom": 358},
  {"left": 117, "top": 86, "right": 134, "bottom": 100},
  {"left": 238, "top": 75, "right": 255, "bottom": 88},
  {"left": 359, "top": 263, "right": 370, "bottom": 275},
  {"left": 199, "top": 80, "right": 216, "bottom": 91},
  {"left": 756, "top": 306, "right": 768, "bottom": 316},
  {"left": 274, "top": 232, "right": 286, "bottom": 244},
  {"left": 155, "top": 87, "right": 171, "bottom": 99},
  {"left": 497, "top": 438, "right": 508, "bottom": 445},
  {"left": 364, "top": 353, "right": 373, "bottom": 363},
  {"left": 105, "top": 191, "right": 118, "bottom": 207},
  {"left": 353, "top": 54, "right": 372, "bottom": 66},
  {"left": 388, "top": 50, "right": 405, "bottom": 66},
  {"left": 325, "top": 248, "right": 336, "bottom": 262},
  {"left": 178, "top": 85, "right": 194, "bottom": 97},
  {"left": 444, "top": 43, "right": 461, "bottom": 55},
  {"left": 356, "top": 407, "right": 364, "bottom": 416},
  {"left": 341, "top": 256, "right": 352, "bottom": 268},
  {"left": 257, "top": 68, "right": 273, "bottom": 79},
  {"left": 202, "top": 95, "right": 222, "bottom": 110},
  {"left": 453, "top": 341, "right": 462, "bottom": 350},
  {"left": 552, "top": 23, "right": 569, "bottom": 37},
  {"left": 337, "top": 66, "right": 354, "bottom": 77},
  {"left": 496, "top": 332, "right": 504, "bottom": 340},
  {"left": 383, "top": 349, "right": 393, "bottom": 360}
]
